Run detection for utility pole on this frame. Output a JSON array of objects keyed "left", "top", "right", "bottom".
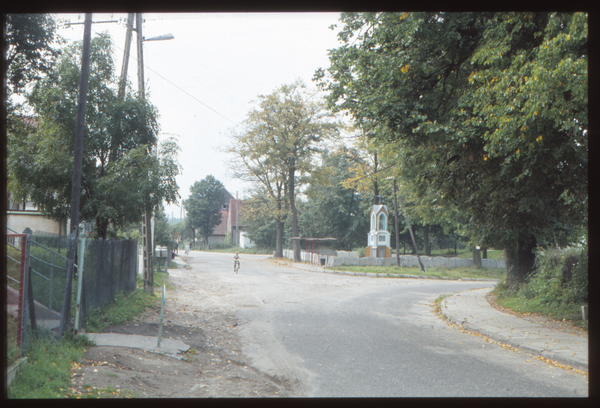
[
  {"left": 393, "top": 179, "right": 400, "bottom": 267},
  {"left": 117, "top": 13, "right": 154, "bottom": 294},
  {"left": 235, "top": 191, "right": 239, "bottom": 246},
  {"left": 59, "top": 13, "right": 92, "bottom": 338},
  {"left": 134, "top": 12, "right": 154, "bottom": 295},
  {"left": 118, "top": 13, "right": 134, "bottom": 99}
]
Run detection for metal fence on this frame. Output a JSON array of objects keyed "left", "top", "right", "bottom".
[
  {"left": 5, "top": 227, "right": 138, "bottom": 360},
  {"left": 6, "top": 233, "right": 27, "bottom": 368},
  {"left": 78, "top": 238, "right": 138, "bottom": 328}
]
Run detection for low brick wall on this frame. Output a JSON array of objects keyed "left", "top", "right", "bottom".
[{"left": 282, "top": 249, "right": 505, "bottom": 269}]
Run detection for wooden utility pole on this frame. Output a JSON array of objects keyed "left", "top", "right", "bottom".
[
  {"left": 134, "top": 13, "right": 154, "bottom": 295},
  {"left": 59, "top": 13, "right": 92, "bottom": 337},
  {"left": 393, "top": 179, "right": 400, "bottom": 267},
  {"left": 235, "top": 191, "right": 239, "bottom": 246},
  {"left": 118, "top": 13, "right": 134, "bottom": 99}
]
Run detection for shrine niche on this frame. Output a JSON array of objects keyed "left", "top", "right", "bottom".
[{"left": 366, "top": 204, "right": 391, "bottom": 258}]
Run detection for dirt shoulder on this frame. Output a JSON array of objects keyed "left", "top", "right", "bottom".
[{"left": 70, "top": 262, "right": 293, "bottom": 398}]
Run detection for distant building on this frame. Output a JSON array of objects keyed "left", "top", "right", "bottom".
[{"left": 203, "top": 189, "right": 254, "bottom": 248}]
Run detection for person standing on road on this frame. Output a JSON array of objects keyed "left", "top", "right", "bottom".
[
  {"left": 185, "top": 242, "right": 191, "bottom": 255},
  {"left": 175, "top": 241, "right": 179, "bottom": 254}
]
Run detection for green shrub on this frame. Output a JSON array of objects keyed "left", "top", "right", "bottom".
[
  {"left": 523, "top": 246, "right": 587, "bottom": 307},
  {"left": 354, "top": 247, "right": 366, "bottom": 258}
]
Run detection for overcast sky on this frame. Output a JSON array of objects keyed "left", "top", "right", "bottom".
[{"left": 54, "top": 12, "right": 344, "bottom": 219}]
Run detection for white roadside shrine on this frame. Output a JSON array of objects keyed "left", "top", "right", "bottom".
[{"left": 366, "top": 204, "right": 391, "bottom": 258}]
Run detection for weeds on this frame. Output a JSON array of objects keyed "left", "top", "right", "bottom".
[
  {"left": 7, "top": 335, "right": 87, "bottom": 398},
  {"left": 327, "top": 264, "right": 504, "bottom": 280},
  {"left": 493, "top": 246, "right": 588, "bottom": 330},
  {"left": 85, "top": 269, "right": 170, "bottom": 332}
]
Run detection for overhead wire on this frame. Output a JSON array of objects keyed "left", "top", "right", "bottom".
[{"left": 82, "top": 25, "right": 242, "bottom": 127}]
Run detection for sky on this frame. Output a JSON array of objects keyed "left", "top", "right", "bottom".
[{"left": 53, "top": 12, "right": 344, "bottom": 219}]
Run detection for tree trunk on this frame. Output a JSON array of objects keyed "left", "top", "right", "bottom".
[
  {"left": 472, "top": 244, "right": 482, "bottom": 267},
  {"left": 423, "top": 225, "right": 430, "bottom": 256},
  {"left": 97, "top": 218, "right": 109, "bottom": 240},
  {"left": 275, "top": 185, "right": 284, "bottom": 258},
  {"left": 482, "top": 247, "right": 488, "bottom": 259},
  {"left": 503, "top": 233, "right": 537, "bottom": 291},
  {"left": 275, "top": 220, "right": 284, "bottom": 258},
  {"left": 289, "top": 167, "right": 301, "bottom": 262}
]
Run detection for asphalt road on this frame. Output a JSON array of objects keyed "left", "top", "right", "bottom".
[{"left": 185, "top": 251, "right": 588, "bottom": 397}]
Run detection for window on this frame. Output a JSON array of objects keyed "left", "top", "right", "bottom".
[
  {"left": 371, "top": 213, "right": 376, "bottom": 231},
  {"left": 378, "top": 213, "right": 386, "bottom": 231}
]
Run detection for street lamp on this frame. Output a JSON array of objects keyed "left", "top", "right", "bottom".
[{"left": 144, "top": 33, "right": 174, "bottom": 41}]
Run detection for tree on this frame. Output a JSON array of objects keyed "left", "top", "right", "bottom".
[
  {"left": 154, "top": 205, "right": 176, "bottom": 250},
  {"left": 226, "top": 80, "right": 339, "bottom": 261},
  {"left": 7, "top": 33, "right": 181, "bottom": 239},
  {"left": 239, "top": 188, "right": 282, "bottom": 249},
  {"left": 4, "top": 14, "right": 61, "bottom": 98},
  {"left": 185, "top": 175, "right": 226, "bottom": 246},
  {"left": 316, "top": 12, "right": 587, "bottom": 288},
  {"left": 299, "top": 147, "right": 369, "bottom": 250}
]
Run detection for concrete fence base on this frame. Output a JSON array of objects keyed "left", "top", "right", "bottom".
[{"left": 281, "top": 249, "right": 505, "bottom": 269}]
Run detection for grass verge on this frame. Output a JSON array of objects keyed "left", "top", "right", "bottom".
[
  {"left": 193, "top": 246, "right": 273, "bottom": 255},
  {"left": 492, "top": 286, "right": 588, "bottom": 331},
  {"left": 325, "top": 264, "right": 504, "bottom": 280},
  {"left": 6, "top": 334, "right": 94, "bottom": 398},
  {"left": 8, "top": 268, "right": 171, "bottom": 398},
  {"left": 84, "top": 269, "right": 171, "bottom": 333}
]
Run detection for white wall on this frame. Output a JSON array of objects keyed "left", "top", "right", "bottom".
[{"left": 6, "top": 212, "right": 65, "bottom": 235}]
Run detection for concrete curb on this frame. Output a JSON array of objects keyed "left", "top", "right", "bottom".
[
  {"left": 441, "top": 292, "right": 588, "bottom": 371},
  {"left": 6, "top": 357, "right": 28, "bottom": 388},
  {"left": 87, "top": 333, "right": 191, "bottom": 360}
]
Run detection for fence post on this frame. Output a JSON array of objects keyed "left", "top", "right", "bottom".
[
  {"left": 74, "top": 234, "right": 87, "bottom": 336},
  {"left": 21, "top": 228, "right": 33, "bottom": 354},
  {"left": 27, "top": 266, "right": 38, "bottom": 336}
]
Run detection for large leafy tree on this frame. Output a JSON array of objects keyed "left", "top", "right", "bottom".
[
  {"left": 226, "top": 79, "right": 339, "bottom": 261},
  {"left": 4, "top": 14, "right": 61, "bottom": 98},
  {"left": 185, "top": 175, "right": 226, "bottom": 245},
  {"left": 7, "top": 33, "right": 180, "bottom": 239},
  {"left": 239, "top": 188, "right": 282, "bottom": 249},
  {"left": 316, "top": 12, "right": 587, "bottom": 288}
]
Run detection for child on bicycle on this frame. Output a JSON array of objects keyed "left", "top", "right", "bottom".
[{"left": 233, "top": 252, "right": 240, "bottom": 273}]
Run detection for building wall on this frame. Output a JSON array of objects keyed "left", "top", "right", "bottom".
[
  {"left": 239, "top": 231, "right": 255, "bottom": 249},
  {"left": 6, "top": 212, "right": 66, "bottom": 235},
  {"left": 207, "top": 235, "right": 226, "bottom": 246}
]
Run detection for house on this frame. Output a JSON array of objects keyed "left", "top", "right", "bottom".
[
  {"left": 204, "top": 189, "right": 235, "bottom": 246},
  {"left": 6, "top": 193, "right": 67, "bottom": 236},
  {"left": 225, "top": 196, "right": 254, "bottom": 248},
  {"left": 202, "top": 189, "right": 254, "bottom": 248}
]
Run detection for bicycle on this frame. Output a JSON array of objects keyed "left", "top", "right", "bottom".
[{"left": 233, "top": 259, "right": 240, "bottom": 274}]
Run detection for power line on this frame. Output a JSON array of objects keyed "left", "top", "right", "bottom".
[{"left": 99, "top": 29, "right": 240, "bottom": 126}]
